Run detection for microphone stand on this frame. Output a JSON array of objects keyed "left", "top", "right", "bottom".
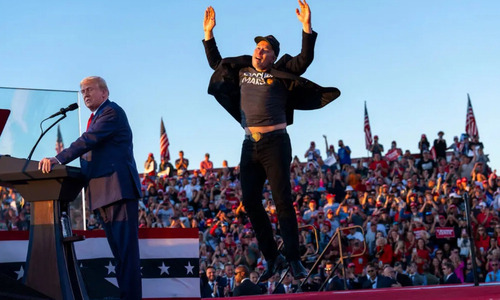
[{"left": 23, "top": 114, "right": 67, "bottom": 172}]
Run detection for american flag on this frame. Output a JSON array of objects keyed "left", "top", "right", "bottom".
[
  {"left": 0, "top": 228, "right": 200, "bottom": 299},
  {"left": 160, "top": 118, "right": 170, "bottom": 162},
  {"left": 55, "top": 125, "right": 64, "bottom": 154},
  {"left": 430, "top": 146, "right": 437, "bottom": 161},
  {"left": 364, "top": 102, "right": 373, "bottom": 151},
  {"left": 465, "top": 94, "right": 479, "bottom": 139}
]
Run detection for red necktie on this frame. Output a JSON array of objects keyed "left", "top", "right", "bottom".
[{"left": 86, "top": 113, "right": 94, "bottom": 131}]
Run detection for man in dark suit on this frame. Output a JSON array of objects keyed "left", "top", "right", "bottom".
[
  {"left": 441, "top": 261, "right": 462, "bottom": 284},
  {"left": 359, "top": 263, "right": 397, "bottom": 289},
  {"left": 407, "top": 262, "right": 426, "bottom": 286},
  {"left": 274, "top": 271, "right": 299, "bottom": 294},
  {"left": 325, "top": 265, "right": 354, "bottom": 291},
  {"left": 39, "top": 76, "right": 142, "bottom": 299},
  {"left": 200, "top": 266, "right": 227, "bottom": 298},
  {"left": 233, "top": 265, "right": 264, "bottom": 296},
  {"left": 382, "top": 265, "right": 403, "bottom": 288},
  {"left": 249, "top": 271, "right": 267, "bottom": 294},
  {"left": 393, "top": 262, "right": 413, "bottom": 287}
]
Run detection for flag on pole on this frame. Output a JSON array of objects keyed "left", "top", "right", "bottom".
[
  {"left": 160, "top": 118, "right": 170, "bottom": 162},
  {"left": 465, "top": 94, "right": 479, "bottom": 139},
  {"left": 0, "top": 228, "right": 200, "bottom": 300},
  {"left": 364, "top": 102, "right": 373, "bottom": 151},
  {"left": 55, "top": 125, "right": 64, "bottom": 154},
  {"left": 430, "top": 146, "right": 437, "bottom": 161}
]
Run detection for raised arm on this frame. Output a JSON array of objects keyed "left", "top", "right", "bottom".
[{"left": 202, "top": 6, "right": 223, "bottom": 70}]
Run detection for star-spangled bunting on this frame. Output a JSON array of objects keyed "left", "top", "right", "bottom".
[{"left": 0, "top": 228, "right": 200, "bottom": 299}]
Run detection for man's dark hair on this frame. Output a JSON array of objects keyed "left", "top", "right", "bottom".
[
  {"left": 444, "top": 261, "right": 455, "bottom": 272},
  {"left": 236, "top": 264, "right": 250, "bottom": 277}
]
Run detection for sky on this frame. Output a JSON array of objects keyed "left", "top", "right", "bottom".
[{"left": 1, "top": 1, "right": 499, "bottom": 172}]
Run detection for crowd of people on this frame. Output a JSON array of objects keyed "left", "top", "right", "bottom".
[
  {"left": 2, "top": 130, "right": 500, "bottom": 296},
  {"left": 141, "top": 131, "right": 500, "bottom": 295}
]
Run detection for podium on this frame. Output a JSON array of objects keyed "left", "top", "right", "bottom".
[{"left": 0, "top": 156, "right": 88, "bottom": 300}]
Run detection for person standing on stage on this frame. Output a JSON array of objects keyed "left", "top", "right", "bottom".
[
  {"left": 202, "top": 0, "right": 339, "bottom": 281},
  {"left": 39, "top": 76, "right": 142, "bottom": 299}
]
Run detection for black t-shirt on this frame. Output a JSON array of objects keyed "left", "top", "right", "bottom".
[{"left": 239, "top": 67, "right": 287, "bottom": 127}]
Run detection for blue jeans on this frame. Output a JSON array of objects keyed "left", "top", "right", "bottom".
[{"left": 240, "top": 132, "right": 300, "bottom": 261}]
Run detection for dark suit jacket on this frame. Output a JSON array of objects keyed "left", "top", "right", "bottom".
[
  {"left": 202, "top": 31, "right": 340, "bottom": 127},
  {"left": 200, "top": 278, "right": 227, "bottom": 298},
  {"left": 443, "top": 273, "right": 462, "bottom": 284},
  {"left": 325, "top": 276, "right": 353, "bottom": 291},
  {"left": 233, "top": 279, "right": 264, "bottom": 296},
  {"left": 396, "top": 273, "right": 413, "bottom": 286},
  {"left": 360, "top": 275, "right": 396, "bottom": 289},
  {"left": 409, "top": 273, "right": 426, "bottom": 286},
  {"left": 274, "top": 283, "right": 298, "bottom": 294},
  {"left": 56, "top": 100, "right": 141, "bottom": 209}
]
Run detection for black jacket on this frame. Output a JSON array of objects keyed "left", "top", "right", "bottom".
[
  {"left": 442, "top": 273, "right": 462, "bottom": 284},
  {"left": 360, "top": 275, "right": 396, "bottom": 289},
  {"left": 233, "top": 279, "right": 264, "bottom": 296},
  {"left": 200, "top": 277, "right": 227, "bottom": 298},
  {"left": 396, "top": 273, "right": 413, "bottom": 287},
  {"left": 202, "top": 31, "right": 340, "bottom": 127}
]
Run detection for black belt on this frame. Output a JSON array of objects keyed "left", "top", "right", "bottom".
[{"left": 244, "top": 129, "right": 287, "bottom": 142}]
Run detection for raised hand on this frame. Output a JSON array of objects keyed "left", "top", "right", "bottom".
[
  {"left": 203, "top": 6, "right": 216, "bottom": 40},
  {"left": 295, "top": 0, "right": 311, "bottom": 33}
]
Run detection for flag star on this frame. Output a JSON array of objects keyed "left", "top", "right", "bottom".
[
  {"left": 185, "top": 261, "right": 194, "bottom": 275},
  {"left": 15, "top": 265, "right": 24, "bottom": 280},
  {"left": 105, "top": 261, "right": 116, "bottom": 275},
  {"left": 159, "top": 262, "right": 170, "bottom": 275}
]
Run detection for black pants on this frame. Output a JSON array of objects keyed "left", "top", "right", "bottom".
[{"left": 240, "top": 131, "right": 300, "bottom": 261}]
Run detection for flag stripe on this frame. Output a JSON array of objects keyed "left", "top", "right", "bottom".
[
  {"left": 74, "top": 228, "right": 199, "bottom": 239},
  {"left": 80, "top": 258, "right": 198, "bottom": 278},
  {"left": 0, "top": 240, "right": 28, "bottom": 262},
  {"left": 101, "top": 278, "right": 201, "bottom": 298},
  {"left": 74, "top": 236, "right": 198, "bottom": 259},
  {"left": 142, "top": 278, "right": 200, "bottom": 298},
  {"left": 0, "top": 230, "right": 29, "bottom": 240}
]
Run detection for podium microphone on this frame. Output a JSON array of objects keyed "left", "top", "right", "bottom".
[
  {"left": 48, "top": 103, "right": 79, "bottom": 119},
  {"left": 25, "top": 103, "right": 79, "bottom": 163}
]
